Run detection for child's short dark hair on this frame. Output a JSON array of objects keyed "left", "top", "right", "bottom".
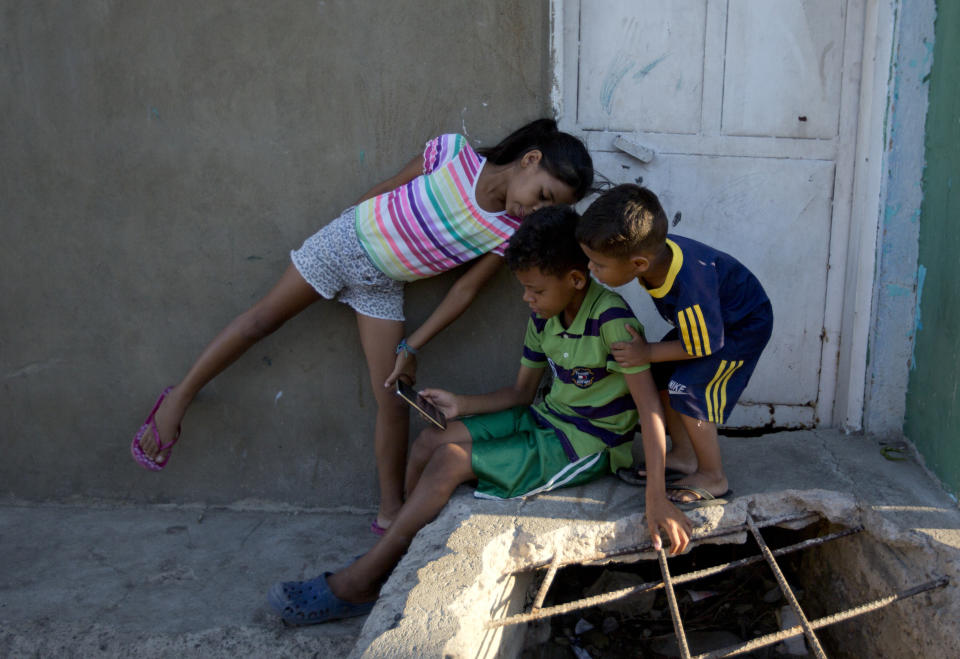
[
  {"left": 576, "top": 184, "right": 668, "bottom": 257},
  {"left": 504, "top": 206, "right": 589, "bottom": 276}
]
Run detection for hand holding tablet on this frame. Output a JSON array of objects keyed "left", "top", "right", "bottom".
[{"left": 395, "top": 380, "right": 447, "bottom": 430}]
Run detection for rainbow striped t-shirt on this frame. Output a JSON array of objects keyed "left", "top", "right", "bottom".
[{"left": 354, "top": 134, "right": 521, "bottom": 282}]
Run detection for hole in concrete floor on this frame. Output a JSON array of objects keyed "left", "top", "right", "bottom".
[{"left": 521, "top": 522, "right": 832, "bottom": 658}]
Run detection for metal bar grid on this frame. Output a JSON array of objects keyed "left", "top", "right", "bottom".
[
  {"left": 743, "top": 514, "right": 827, "bottom": 658},
  {"left": 531, "top": 550, "right": 562, "bottom": 612},
  {"left": 488, "top": 512, "right": 949, "bottom": 658},
  {"left": 488, "top": 524, "right": 862, "bottom": 628},
  {"left": 695, "top": 577, "right": 949, "bottom": 658},
  {"left": 659, "top": 547, "right": 692, "bottom": 659},
  {"left": 510, "top": 511, "right": 820, "bottom": 575}
]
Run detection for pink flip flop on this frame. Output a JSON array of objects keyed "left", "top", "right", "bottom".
[{"left": 130, "top": 387, "right": 181, "bottom": 471}]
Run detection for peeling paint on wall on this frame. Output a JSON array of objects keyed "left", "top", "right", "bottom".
[
  {"left": 864, "top": 0, "right": 936, "bottom": 435},
  {"left": 910, "top": 264, "right": 926, "bottom": 370},
  {"left": 904, "top": 0, "right": 960, "bottom": 497}
]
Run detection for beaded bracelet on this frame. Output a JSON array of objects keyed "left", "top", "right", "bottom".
[{"left": 395, "top": 338, "right": 419, "bottom": 356}]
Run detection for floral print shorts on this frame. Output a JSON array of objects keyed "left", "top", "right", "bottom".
[{"left": 290, "top": 207, "right": 405, "bottom": 321}]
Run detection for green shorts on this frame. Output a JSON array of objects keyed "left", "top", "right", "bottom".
[{"left": 463, "top": 406, "right": 615, "bottom": 500}]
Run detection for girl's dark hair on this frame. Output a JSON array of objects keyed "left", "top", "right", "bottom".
[
  {"left": 504, "top": 205, "right": 588, "bottom": 276},
  {"left": 478, "top": 118, "right": 594, "bottom": 200}
]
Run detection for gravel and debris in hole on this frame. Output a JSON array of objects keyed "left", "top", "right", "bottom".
[{"left": 522, "top": 528, "right": 818, "bottom": 658}]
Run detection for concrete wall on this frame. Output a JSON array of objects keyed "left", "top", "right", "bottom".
[
  {"left": 1, "top": 1, "right": 550, "bottom": 505},
  {"left": 863, "top": 0, "right": 935, "bottom": 436},
  {"left": 904, "top": 1, "right": 960, "bottom": 498}
]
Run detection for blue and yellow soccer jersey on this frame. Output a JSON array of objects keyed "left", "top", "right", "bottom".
[
  {"left": 643, "top": 235, "right": 771, "bottom": 357},
  {"left": 519, "top": 279, "right": 648, "bottom": 471},
  {"left": 642, "top": 235, "right": 773, "bottom": 424}
]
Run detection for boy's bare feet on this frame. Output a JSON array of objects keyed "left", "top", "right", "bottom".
[
  {"left": 635, "top": 450, "right": 698, "bottom": 479},
  {"left": 666, "top": 470, "right": 729, "bottom": 503}
]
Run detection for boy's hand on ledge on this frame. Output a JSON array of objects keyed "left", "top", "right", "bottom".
[
  {"left": 611, "top": 324, "right": 651, "bottom": 368},
  {"left": 645, "top": 493, "right": 693, "bottom": 555},
  {"left": 384, "top": 352, "right": 418, "bottom": 388},
  {"left": 419, "top": 388, "right": 460, "bottom": 420}
]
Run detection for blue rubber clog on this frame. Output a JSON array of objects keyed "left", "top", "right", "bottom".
[{"left": 267, "top": 572, "right": 375, "bottom": 625}]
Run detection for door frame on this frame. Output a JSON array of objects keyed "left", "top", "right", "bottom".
[{"left": 550, "top": 0, "right": 897, "bottom": 430}]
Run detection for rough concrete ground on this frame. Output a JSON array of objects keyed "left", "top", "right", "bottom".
[
  {"left": 0, "top": 502, "right": 375, "bottom": 657},
  {"left": 2, "top": 430, "right": 958, "bottom": 657}
]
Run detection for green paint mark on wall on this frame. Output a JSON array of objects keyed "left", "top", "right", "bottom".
[{"left": 904, "top": 1, "right": 960, "bottom": 497}]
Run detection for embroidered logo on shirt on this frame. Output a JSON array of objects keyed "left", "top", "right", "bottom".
[{"left": 572, "top": 367, "right": 595, "bottom": 389}]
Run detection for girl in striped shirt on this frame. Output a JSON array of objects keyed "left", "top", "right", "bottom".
[{"left": 132, "top": 118, "right": 593, "bottom": 533}]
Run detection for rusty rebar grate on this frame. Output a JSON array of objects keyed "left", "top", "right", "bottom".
[
  {"left": 488, "top": 512, "right": 949, "bottom": 658},
  {"left": 511, "top": 511, "right": 821, "bottom": 574}
]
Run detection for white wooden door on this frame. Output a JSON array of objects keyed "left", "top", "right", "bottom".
[{"left": 554, "top": 0, "right": 866, "bottom": 428}]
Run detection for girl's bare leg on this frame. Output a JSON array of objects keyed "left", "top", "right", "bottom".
[
  {"left": 355, "top": 313, "right": 409, "bottom": 529},
  {"left": 139, "top": 264, "right": 321, "bottom": 460},
  {"left": 327, "top": 430, "right": 474, "bottom": 602}
]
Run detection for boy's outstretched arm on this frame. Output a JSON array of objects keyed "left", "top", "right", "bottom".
[
  {"left": 612, "top": 325, "right": 698, "bottom": 368},
  {"left": 420, "top": 364, "right": 542, "bottom": 420},
  {"left": 624, "top": 369, "right": 693, "bottom": 554},
  {"left": 384, "top": 253, "right": 504, "bottom": 387}
]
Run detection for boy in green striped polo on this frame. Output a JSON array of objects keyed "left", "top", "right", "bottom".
[
  {"left": 268, "top": 206, "right": 691, "bottom": 625},
  {"left": 411, "top": 206, "right": 692, "bottom": 551}
]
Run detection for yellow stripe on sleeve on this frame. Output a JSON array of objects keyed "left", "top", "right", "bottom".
[
  {"left": 684, "top": 308, "right": 703, "bottom": 356},
  {"left": 692, "top": 304, "right": 712, "bottom": 355},
  {"left": 677, "top": 312, "right": 694, "bottom": 354}
]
